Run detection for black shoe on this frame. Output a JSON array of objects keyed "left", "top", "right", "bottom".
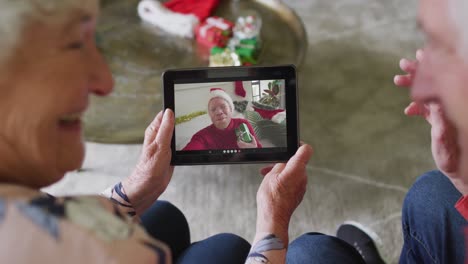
[{"left": 336, "top": 221, "right": 386, "bottom": 264}]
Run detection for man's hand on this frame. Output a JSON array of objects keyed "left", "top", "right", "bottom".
[
  {"left": 255, "top": 144, "right": 313, "bottom": 245},
  {"left": 122, "top": 109, "right": 175, "bottom": 216},
  {"left": 394, "top": 49, "right": 460, "bottom": 177},
  {"left": 237, "top": 136, "right": 258, "bottom": 149}
]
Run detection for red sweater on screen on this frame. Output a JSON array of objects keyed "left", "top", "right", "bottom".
[{"left": 182, "top": 118, "right": 262, "bottom": 151}]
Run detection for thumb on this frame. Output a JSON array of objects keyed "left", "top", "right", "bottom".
[
  {"left": 279, "top": 145, "right": 313, "bottom": 181},
  {"left": 155, "top": 109, "right": 175, "bottom": 150}
]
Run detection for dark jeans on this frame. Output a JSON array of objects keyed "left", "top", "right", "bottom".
[
  {"left": 400, "top": 170, "right": 467, "bottom": 263},
  {"left": 287, "top": 232, "right": 365, "bottom": 264},
  {"left": 141, "top": 201, "right": 364, "bottom": 264}
]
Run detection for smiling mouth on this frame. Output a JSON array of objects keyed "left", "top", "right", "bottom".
[{"left": 59, "top": 112, "right": 83, "bottom": 131}]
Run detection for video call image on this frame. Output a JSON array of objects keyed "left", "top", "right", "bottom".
[{"left": 175, "top": 80, "right": 287, "bottom": 152}]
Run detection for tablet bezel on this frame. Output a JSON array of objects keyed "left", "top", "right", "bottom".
[{"left": 163, "top": 65, "right": 299, "bottom": 165}]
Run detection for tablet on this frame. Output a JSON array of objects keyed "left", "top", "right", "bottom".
[{"left": 163, "top": 65, "right": 299, "bottom": 165}]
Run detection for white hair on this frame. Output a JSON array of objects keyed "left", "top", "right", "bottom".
[
  {"left": 0, "top": 0, "right": 98, "bottom": 66},
  {"left": 449, "top": 0, "right": 468, "bottom": 59}
]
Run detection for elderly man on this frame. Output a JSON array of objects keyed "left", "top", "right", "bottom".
[
  {"left": 183, "top": 88, "right": 262, "bottom": 150},
  {"left": 396, "top": 0, "right": 468, "bottom": 262},
  {"left": 335, "top": 0, "right": 468, "bottom": 263},
  {"left": 392, "top": 0, "right": 468, "bottom": 262}
]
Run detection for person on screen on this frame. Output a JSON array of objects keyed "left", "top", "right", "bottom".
[{"left": 183, "top": 88, "right": 262, "bottom": 151}]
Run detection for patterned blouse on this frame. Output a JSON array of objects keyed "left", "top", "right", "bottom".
[{"left": 0, "top": 183, "right": 171, "bottom": 263}]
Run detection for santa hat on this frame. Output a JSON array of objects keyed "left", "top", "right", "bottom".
[
  {"left": 208, "top": 88, "right": 234, "bottom": 111},
  {"left": 137, "top": 0, "right": 220, "bottom": 38},
  {"left": 163, "top": 0, "right": 220, "bottom": 21}
]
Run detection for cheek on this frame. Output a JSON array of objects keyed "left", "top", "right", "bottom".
[
  {"left": 3, "top": 81, "right": 81, "bottom": 180},
  {"left": 4, "top": 104, "right": 59, "bottom": 173},
  {"left": 458, "top": 135, "right": 468, "bottom": 181},
  {"left": 439, "top": 67, "right": 468, "bottom": 133}
]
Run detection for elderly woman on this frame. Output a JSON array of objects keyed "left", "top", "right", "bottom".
[
  {"left": 0, "top": 1, "right": 337, "bottom": 264},
  {"left": 0, "top": 1, "right": 250, "bottom": 262},
  {"left": 183, "top": 88, "right": 262, "bottom": 151}
]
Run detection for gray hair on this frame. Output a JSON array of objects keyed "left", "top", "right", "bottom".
[
  {"left": 449, "top": 0, "right": 468, "bottom": 59},
  {"left": 0, "top": 0, "right": 98, "bottom": 66}
]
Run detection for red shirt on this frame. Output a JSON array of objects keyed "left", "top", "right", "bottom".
[
  {"left": 182, "top": 118, "right": 262, "bottom": 151},
  {"left": 455, "top": 196, "right": 468, "bottom": 263},
  {"left": 456, "top": 196, "right": 468, "bottom": 220}
]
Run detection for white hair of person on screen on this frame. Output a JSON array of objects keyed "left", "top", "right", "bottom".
[{"left": 182, "top": 88, "right": 262, "bottom": 151}]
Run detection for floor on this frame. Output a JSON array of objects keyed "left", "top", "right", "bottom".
[{"left": 44, "top": 0, "right": 432, "bottom": 262}]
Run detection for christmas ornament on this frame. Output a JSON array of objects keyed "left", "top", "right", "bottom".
[{"left": 196, "top": 17, "right": 235, "bottom": 48}]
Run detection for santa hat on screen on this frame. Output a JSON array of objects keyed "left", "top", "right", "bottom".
[
  {"left": 137, "top": 0, "right": 220, "bottom": 38},
  {"left": 209, "top": 88, "right": 234, "bottom": 111}
]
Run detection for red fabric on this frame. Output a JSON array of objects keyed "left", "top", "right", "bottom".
[
  {"left": 455, "top": 196, "right": 468, "bottom": 220},
  {"left": 183, "top": 118, "right": 262, "bottom": 150},
  {"left": 195, "top": 17, "right": 234, "bottom": 48},
  {"left": 253, "top": 106, "right": 285, "bottom": 120},
  {"left": 455, "top": 196, "right": 468, "bottom": 264},
  {"left": 163, "top": 0, "right": 220, "bottom": 21},
  {"left": 235, "top": 81, "right": 246, "bottom": 97}
]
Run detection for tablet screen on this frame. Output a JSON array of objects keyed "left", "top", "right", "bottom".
[
  {"left": 163, "top": 65, "right": 298, "bottom": 165},
  {"left": 174, "top": 80, "right": 288, "bottom": 156}
]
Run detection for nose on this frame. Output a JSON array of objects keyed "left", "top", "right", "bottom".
[{"left": 87, "top": 43, "right": 114, "bottom": 96}]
